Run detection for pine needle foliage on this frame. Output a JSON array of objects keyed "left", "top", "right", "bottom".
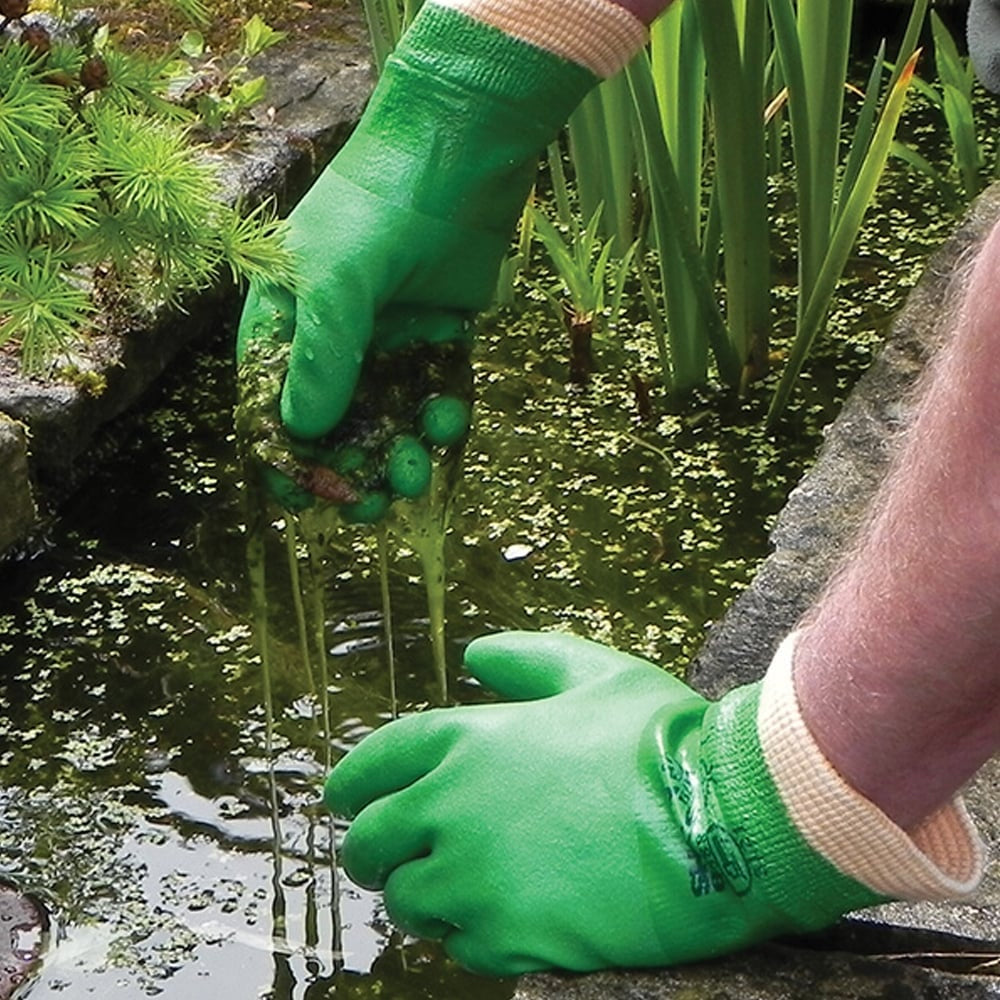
[{"left": 0, "top": 5, "right": 293, "bottom": 377}]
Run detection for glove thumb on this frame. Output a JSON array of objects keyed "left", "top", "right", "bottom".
[
  {"left": 236, "top": 282, "right": 296, "bottom": 359},
  {"left": 281, "top": 285, "right": 375, "bottom": 439},
  {"left": 463, "top": 631, "right": 676, "bottom": 701}
]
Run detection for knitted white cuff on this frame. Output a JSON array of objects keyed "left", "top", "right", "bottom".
[
  {"left": 758, "top": 633, "right": 986, "bottom": 901},
  {"left": 431, "top": 0, "right": 648, "bottom": 78}
]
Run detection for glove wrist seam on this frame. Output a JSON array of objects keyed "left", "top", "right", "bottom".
[{"left": 759, "top": 633, "right": 986, "bottom": 901}]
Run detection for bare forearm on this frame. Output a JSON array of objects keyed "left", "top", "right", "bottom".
[{"left": 795, "top": 218, "right": 1000, "bottom": 831}]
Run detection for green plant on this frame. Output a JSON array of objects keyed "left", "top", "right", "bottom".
[
  {"left": 564, "top": 68, "right": 637, "bottom": 250},
  {"left": 530, "top": 198, "right": 637, "bottom": 384},
  {"left": 625, "top": 2, "right": 734, "bottom": 394},
  {"left": 893, "top": 11, "right": 989, "bottom": 207},
  {"left": 765, "top": 0, "right": 926, "bottom": 423},
  {"left": 0, "top": 7, "right": 293, "bottom": 375},
  {"left": 620, "top": 0, "right": 926, "bottom": 422},
  {"left": 165, "top": 13, "right": 287, "bottom": 132},
  {"left": 360, "top": 0, "right": 424, "bottom": 73}
]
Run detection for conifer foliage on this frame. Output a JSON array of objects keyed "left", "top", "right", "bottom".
[{"left": 0, "top": 2, "right": 292, "bottom": 376}]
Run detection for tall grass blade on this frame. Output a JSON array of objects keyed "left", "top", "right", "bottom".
[
  {"left": 931, "top": 11, "right": 983, "bottom": 198},
  {"left": 567, "top": 72, "right": 636, "bottom": 247},
  {"left": 699, "top": 0, "right": 771, "bottom": 386},
  {"left": 888, "top": 0, "right": 931, "bottom": 91},
  {"left": 360, "top": 0, "right": 424, "bottom": 73},
  {"left": 767, "top": 50, "right": 921, "bottom": 426},
  {"left": 835, "top": 45, "right": 887, "bottom": 224},
  {"left": 359, "top": 0, "right": 402, "bottom": 73},
  {"left": 626, "top": 53, "right": 739, "bottom": 389},
  {"left": 546, "top": 141, "right": 575, "bottom": 230}
]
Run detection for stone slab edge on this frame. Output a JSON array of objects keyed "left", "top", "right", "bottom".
[
  {"left": 0, "top": 28, "right": 373, "bottom": 557},
  {"left": 0, "top": 415, "right": 36, "bottom": 549},
  {"left": 513, "top": 189, "right": 1000, "bottom": 999}
]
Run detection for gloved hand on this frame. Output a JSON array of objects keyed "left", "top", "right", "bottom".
[
  {"left": 235, "top": 1, "right": 647, "bottom": 511},
  {"left": 235, "top": 334, "right": 473, "bottom": 518},
  {"left": 969, "top": 0, "right": 1000, "bottom": 93},
  {"left": 325, "top": 631, "right": 886, "bottom": 975}
]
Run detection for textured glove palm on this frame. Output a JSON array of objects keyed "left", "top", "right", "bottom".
[{"left": 325, "top": 631, "right": 878, "bottom": 975}]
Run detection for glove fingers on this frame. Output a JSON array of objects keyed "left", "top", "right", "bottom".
[
  {"left": 324, "top": 709, "right": 455, "bottom": 820},
  {"left": 281, "top": 288, "right": 374, "bottom": 440},
  {"left": 236, "top": 281, "right": 296, "bottom": 358},
  {"left": 340, "top": 785, "right": 436, "bottom": 890},
  {"left": 382, "top": 859, "right": 456, "bottom": 942},
  {"left": 462, "top": 630, "right": 671, "bottom": 700},
  {"left": 444, "top": 928, "right": 544, "bottom": 978},
  {"left": 373, "top": 304, "right": 471, "bottom": 352}
]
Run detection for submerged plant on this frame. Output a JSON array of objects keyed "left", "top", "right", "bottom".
[{"left": 0, "top": 3, "right": 292, "bottom": 375}]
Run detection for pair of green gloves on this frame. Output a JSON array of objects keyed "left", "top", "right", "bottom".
[{"left": 237, "top": 1, "right": 985, "bottom": 976}]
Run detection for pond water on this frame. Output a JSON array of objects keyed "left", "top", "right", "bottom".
[{"left": 0, "top": 86, "right": 974, "bottom": 997}]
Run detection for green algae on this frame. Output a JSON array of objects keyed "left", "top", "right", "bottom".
[
  {"left": 236, "top": 333, "right": 473, "bottom": 704},
  {"left": 376, "top": 526, "right": 399, "bottom": 719}
]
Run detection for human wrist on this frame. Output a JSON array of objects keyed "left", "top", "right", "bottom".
[{"left": 763, "top": 633, "right": 986, "bottom": 901}]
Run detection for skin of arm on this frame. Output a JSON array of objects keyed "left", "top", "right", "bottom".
[
  {"left": 610, "top": 0, "right": 675, "bottom": 24},
  {"left": 795, "top": 217, "right": 1000, "bottom": 832}
]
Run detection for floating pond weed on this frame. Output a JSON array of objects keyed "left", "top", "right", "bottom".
[{"left": 236, "top": 332, "right": 473, "bottom": 707}]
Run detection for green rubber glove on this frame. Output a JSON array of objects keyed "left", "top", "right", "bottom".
[
  {"left": 970, "top": 0, "right": 1000, "bottom": 93},
  {"left": 325, "top": 631, "right": 880, "bottom": 975},
  {"left": 237, "top": 4, "right": 597, "bottom": 442}
]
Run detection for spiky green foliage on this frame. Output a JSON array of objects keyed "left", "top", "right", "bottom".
[
  {"left": 0, "top": 127, "right": 96, "bottom": 237},
  {"left": 0, "top": 18, "right": 291, "bottom": 376},
  {"left": 170, "top": 0, "right": 210, "bottom": 28},
  {"left": 100, "top": 44, "right": 190, "bottom": 119},
  {"left": 0, "top": 44, "right": 64, "bottom": 154},
  {"left": 0, "top": 247, "right": 92, "bottom": 374}
]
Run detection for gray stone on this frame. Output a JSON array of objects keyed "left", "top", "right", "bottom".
[
  {"left": 516, "top": 942, "right": 1000, "bottom": 1000},
  {"left": 0, "top": 415, "right": 36, "bottom": 558},
  {"left": 513, "top": 180, "right": 1000, "bottom": 1000}
]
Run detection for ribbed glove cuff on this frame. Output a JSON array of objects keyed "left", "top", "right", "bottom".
[
  {"left": 759, "top": 633, "right": 986, "bottom": 902},
  {"left": 432, "top": 0, "right": 648, "bottom": 78}
]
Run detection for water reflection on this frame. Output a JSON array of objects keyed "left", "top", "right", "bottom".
[{"left": 0, "top": 344, "right": 514, "bottom": 999}]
